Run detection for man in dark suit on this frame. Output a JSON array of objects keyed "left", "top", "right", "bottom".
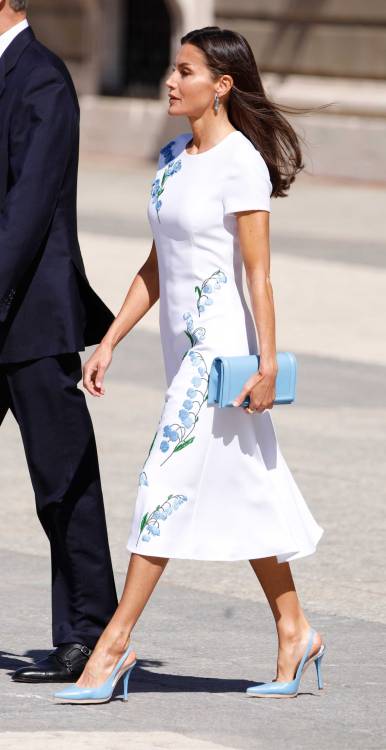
[{"left": 0, "top": 1, "right": 118, "bottom": 682}]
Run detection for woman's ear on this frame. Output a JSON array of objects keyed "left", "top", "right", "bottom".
[{"left": 217, "top": 75, "right": 233, "bottom": 97}]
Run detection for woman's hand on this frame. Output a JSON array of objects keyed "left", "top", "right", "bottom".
[
  {"left": 232, "top": 363, "right": 278, "bottom": 413},
  {"left": 83, "top": 341, "right": 113, "bottom": 397}
]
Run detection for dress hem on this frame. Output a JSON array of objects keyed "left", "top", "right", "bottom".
[{"left": 126, "top": 527, "right": 323, "bottom": 563}]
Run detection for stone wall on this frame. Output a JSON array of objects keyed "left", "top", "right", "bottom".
[
  {"left": 27, "top": 0, "right": 214, "bottom": 95},
  {"left": 215, "top": 0, "right": 386, "bottom": 79},
  {"left": 27, "top": 1, "right": 386, "bottom": 179},
  {"left": 28, "top": 0, "right": 102, "bottom": 94},
  {"left": 28, "top": 1, "right": 386, "bottom": 96}
]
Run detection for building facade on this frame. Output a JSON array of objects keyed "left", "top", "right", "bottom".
[
  {"left": 28, "top": 1, "right": 386, "bottom": 179},
  {"left": 28, "top": 0, "right": 386, "bottom": 95}
]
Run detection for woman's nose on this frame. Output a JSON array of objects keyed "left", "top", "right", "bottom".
[{"left": 166, "top": 71, "right": 177, "bottom": 89}]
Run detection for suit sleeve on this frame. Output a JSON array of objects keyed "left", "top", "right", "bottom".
[{"left": 0, "top": 65, "right": 78, "bottom": 322}]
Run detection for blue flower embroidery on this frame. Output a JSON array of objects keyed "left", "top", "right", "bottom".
[
  {"left": 159, "top": 140, "right": 176, "bottom": 165},
  {"left": 137, "top": 493, "right": 188, "bottom": 545},
  {"left": 151, "top": 159, "right": 182, "bottom": 223},
  {"left": 151, "top": 179, "right": 160, "bottom": 200},
  {"left": 182, "top": 268, "right": 227, "bottom": 351},
  {"left": 166, "top": 160, "right": 182, "bottom": 176},
  {"left": 159, "top": 350, "right": 209, "bottom": 466},
  {"left": 141, "top": 268, "right": 225, "bottom": 474},
  {"left": 139, "top": 472, "right": 148, "bottom": 486},
  {"left": 138, "top": 430, "right": 157, "bottom": 488},
  {"left": 195, "top": 269, "right": 227, "bottom": 316},
  {"left": 183, "top": 311, "right": 206, "bottom": 348}
]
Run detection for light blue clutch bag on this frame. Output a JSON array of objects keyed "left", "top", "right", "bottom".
[{"left": 207, "top": 352, "right": 297, "bottom": 408}]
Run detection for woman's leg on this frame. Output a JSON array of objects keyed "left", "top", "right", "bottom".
[
  {"left": 249, "top": 556, "right": 323, "bottom": 681},
  {"left": 77, "top": 553, "right": 168, "bottom": 687}
]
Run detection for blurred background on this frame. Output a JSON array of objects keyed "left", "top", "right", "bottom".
[
  {"left": 27, "top": 0, "right": 386, "bottom": 179},
  {"left": 1, "top": 2, "right": 386, "bottom": 744}
]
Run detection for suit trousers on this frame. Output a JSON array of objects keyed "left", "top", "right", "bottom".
[{"left": 0, "top": 353, "right": 118, "bottom": 647}]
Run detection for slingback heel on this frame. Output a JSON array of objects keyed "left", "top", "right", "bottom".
[
  {"left": 315, "top": 648, "right": 325, "bottom": 689},
  {"left": 123, "top": 667, "right": 132, "bottom": 702},
  {"left": 54, "top": 643, "right": 136, "bottom": 704},
  {"left": 246, "top": 628, "right": 325, "bottom": 699}
]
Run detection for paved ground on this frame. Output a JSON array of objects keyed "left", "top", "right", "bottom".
[{"left": 0, "top": 155, "right": 385, "bottom": 749}]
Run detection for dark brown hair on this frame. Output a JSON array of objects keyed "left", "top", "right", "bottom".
[
  {"left": 181, "top": 26, "right": 304, "bottom": 198},
  {"left": 9, "top": 0, "right": 28, "bottom": 10}
]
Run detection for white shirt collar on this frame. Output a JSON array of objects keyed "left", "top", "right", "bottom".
[{"left": 0, "top": 18, "right": 29, "bottom": 59}]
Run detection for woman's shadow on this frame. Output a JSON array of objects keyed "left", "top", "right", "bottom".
[
  {"left": 1, "top": 649, "right": 251, "bottom": 692},
  {"left": 0, "top": 651, "right": 317, "bottom": 699}
]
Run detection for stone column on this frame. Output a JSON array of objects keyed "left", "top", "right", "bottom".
[
  {"left": 166, "top": 0, "right": 214, "bottom": 60},
  {"left": 99, "top": 0, "right": 125, "bottom": 94}
]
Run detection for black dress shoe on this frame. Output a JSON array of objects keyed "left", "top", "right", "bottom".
[{"left": 12, "top": 643, "right": 93, "bottom": 683}]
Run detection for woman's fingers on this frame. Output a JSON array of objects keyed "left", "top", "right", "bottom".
[
  {"left": 95, "top": 363, "right": 106, "bottom": 394},
  {"left": 232, "top": 376, "right": 275, "bottom": 412},
  {"left": 249, "top": 386, "right": 276, "bottom": 412},
  {"left": 83, "top": 360, "right": 102, "bottom": 397},
  {"left": 83, "top": 362, "right": 95, "bottom": 395},
  {"left": 83, "top": 344, "right": 112, "bottom": 397},
  {"left": 232, "top": 384, "right": 251, "bottom": 407},
  {"left": 232, "top": 374, "right": 262, "bottom": 408}
]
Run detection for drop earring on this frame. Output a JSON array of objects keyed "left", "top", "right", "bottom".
[{"left": 214, "top": 93, "right": 220, "bottom": 114}]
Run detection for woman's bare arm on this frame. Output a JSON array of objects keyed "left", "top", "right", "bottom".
[
  {"left": 232, "top": 210, "right": 278, "bottom": 411},
  {"left": 103, "top": 240, "right": 159, "bottom": 349},
  {"left": 83, "top": 240, "right": 159, "bottom": 396}
]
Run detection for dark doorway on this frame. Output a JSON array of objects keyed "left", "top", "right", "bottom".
[{"left": 121, "top": 0, "right": 172, "bottom": 98}]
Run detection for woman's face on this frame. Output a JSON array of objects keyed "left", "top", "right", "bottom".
[{"left": 166, "top": 43, "right": 218, "bottom": 118}]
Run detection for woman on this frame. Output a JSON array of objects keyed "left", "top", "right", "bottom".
[{"left": 55, "top": 26, "right": 324, "bottom": 704}]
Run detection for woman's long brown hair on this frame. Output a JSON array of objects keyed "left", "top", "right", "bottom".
[{"left": 181, "top": 26, "right": 304, "bottom": 198}]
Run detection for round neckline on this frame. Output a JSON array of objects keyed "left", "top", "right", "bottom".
[{"left": 183, "top": 129, "right": 240, "bottom": 158}]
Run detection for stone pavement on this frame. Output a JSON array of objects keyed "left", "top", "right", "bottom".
[
  {"left": 0, "top": 156, "right": 385, "bottom": 749},
  {"left": 0, "top": 734, "right": 242, "bottom": 750}
]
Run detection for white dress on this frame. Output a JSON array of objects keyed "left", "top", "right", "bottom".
[{"left": 127, "top": 130, "right": 323, "bottom": 562}]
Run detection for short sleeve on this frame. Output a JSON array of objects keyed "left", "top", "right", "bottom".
[{"left": 223, "top": 147, "right": 272, "bottom": 215}]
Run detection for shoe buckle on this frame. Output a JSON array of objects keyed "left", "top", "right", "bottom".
[{"left": 80, "top": 645, "right": 92, "bottom": 656}]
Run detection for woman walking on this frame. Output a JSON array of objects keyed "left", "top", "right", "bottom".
[{"left": 55, "top": 26, "right": 324, "bottom": 703}]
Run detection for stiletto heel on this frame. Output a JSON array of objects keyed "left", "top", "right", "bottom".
[
  {"left": 122, "top": 663, "right": 135, "bottom": 701},
  {"left": 54, "top": 643, "right": 136, "bottom": 704},
  {"left": 315, "top": 650, "right": 324, "bottom": 689},
  {"left": 246, "top": 628, "right": 325, "bottom": 699}
]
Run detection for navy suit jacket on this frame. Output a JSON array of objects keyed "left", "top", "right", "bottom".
[{"left": 0, "top": 27, "right": 114, "bottom": 363}]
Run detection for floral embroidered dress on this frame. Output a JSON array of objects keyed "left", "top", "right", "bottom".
[{"left": 126, "top": 130, "right": 323, "bottom": 561}]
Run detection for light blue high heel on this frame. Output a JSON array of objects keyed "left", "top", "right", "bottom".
[
  {"left": 54, "top": 643, "right": 136, "bottom": 704},
  {"left": 246, "top": 628, "right": 325, "bottom": 698}
]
